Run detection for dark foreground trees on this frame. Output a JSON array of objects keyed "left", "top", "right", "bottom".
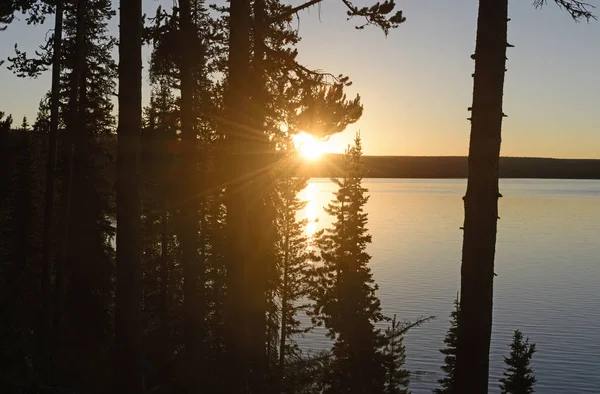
[{"left": 0, "top": 0, "right": 430, "bottom": 392}]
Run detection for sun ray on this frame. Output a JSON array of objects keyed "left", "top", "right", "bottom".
[{"left": 293, "top": 132, "right": 326, "bottom": 161}]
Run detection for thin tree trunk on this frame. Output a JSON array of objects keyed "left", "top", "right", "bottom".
[
  {"left": 39, "top": 0, "right": 63, "bottom": 373},
  {"left": 114, "top": 0, "right": 143, "bottom": 390},
  {"left": 455, "top": 1, "right": 508, "bottom": 393},
  {"left": 178, "top": 0, "right": 203, "bottom": 390},
  {"left": 224, "top": 0, "right": 252, "bottom": 391},
  {"left": 278, "top": 222, "right": 290, "bottom": 390},
  {"left": 159, "top": 194, "right": 170, "bottom": 383}
]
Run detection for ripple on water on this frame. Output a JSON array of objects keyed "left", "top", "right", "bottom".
[{"left": 298, "top": 179, "right": 600, "bottom": 394}]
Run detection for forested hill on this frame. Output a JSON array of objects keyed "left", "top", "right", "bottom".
[{"left": 298, "top": 154, "right": 600, "bottom": 179}]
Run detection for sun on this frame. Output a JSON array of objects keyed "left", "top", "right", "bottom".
[{"left": 293, "top": 132, "right": 326, "bottom": 161}]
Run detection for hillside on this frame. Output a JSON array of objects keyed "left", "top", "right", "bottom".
[{"left": 298, "top": 154, "right": 600, "bottom": 179}]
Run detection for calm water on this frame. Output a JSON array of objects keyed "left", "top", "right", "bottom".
[{"left": 298, "top": 178, "right": 600, "bottom": 394}]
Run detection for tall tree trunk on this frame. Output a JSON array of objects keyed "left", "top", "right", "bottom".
[
  {"left": 178, "top": 0, "right": 203, "bottom": 390},
  {"left": 224, "top": 0, "right": 251, "bottom": 391},
  {"left": 248, "top": 0, "right": 269, "bottom": 391},
  {"left": 114, "top": 0, "right": 143, "bottom": 391},
  {"left": 54, "top": 0, "right": 86, "bottom": 345},
  {"left": 39, "top": 0, "right": 63, "bottom": 374},
  {"left": 455, "top": 1, "right": 508, "bottom": 393}
]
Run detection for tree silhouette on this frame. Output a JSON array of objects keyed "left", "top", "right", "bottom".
[
  {"left": 499, "top": 330, "right": 536, "bottom": 394},
  {"left": 311, "top": 134, "right": 389, "bottom": 393},
  {"left": 20, "top": 116, "right": 29, "bottom": 131},
  {"left": 0, "top": 109, "right": 46, "bottom": 388},
  {"left": 177, "top": 0, "right": 205, "bottom": 390},
  {"left": 114, "top": 0, "right": 143, "bottom": 392},
  {"left": 382, "top": 315, "right": 410, "bottom": 394},
  {"left": 0, "top": 0, "right": 430, "bottom": 392},
  {"left": 455, "top": 1, "right": 594, "bottom": 393},
  {"left": 40, "top": 0, "right": 63, "bottom": 377},
  {"left": 435, "top": 297, "right": 459, "bottom": 394},
  {"left": 140, "top": 80, "right": 178, "bottom": 391}
]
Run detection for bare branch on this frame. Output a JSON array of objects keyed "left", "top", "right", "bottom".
[{"left": 533, "top": 0, "right": 597, "bottom": 21}]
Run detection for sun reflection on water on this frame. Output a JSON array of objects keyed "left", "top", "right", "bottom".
[
  {"left": 301, "top": 183, "right": 319, "bottom": 247},
  {"left": 304, "top": 184, "right": 317, "bottom": 237}
]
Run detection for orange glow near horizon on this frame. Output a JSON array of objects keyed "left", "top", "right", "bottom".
[{"left": 293, "top": 132, "right": 327, "bottom": 161}]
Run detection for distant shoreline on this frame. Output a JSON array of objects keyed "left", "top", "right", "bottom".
[
  {"left": 3, "top": 131, "right": 599, "bottom": 180},
  {"left": 298, "top": 154, "right": 600, "bottom": 180}
]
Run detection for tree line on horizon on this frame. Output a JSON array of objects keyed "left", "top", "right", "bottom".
[{"left": 1, "top": 0, "right": 593, "bottom": 393}]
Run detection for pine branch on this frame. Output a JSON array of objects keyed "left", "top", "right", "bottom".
[
  {"left": 533, "top": 0, "right": 597, "bottom": 21},
  {"left": 268, "top": 0, "right": 322, "bottom": 24},
  {"left": 268, "top": 0, "right": 406, "bottom": 35},
  {"left": 397, "top": 315, "right": 436, "bottom": 335}
]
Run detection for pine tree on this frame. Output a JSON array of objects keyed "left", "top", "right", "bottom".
[
  {"left": 0, "top": 112, "right": 13, "bottom": 132},
  {"left": 49, "top": 1, "right": 118, "bottom": 389},
  {"left": 382, "top": 315, "right": 410, "bottom": 394},
  {"left": 312, "top": 134, "right": 387, "bottom": 393},
  {"left": 499, "top": 330, "right": 536, "bottom": 394},
  {"left": 60, "top": 0, "right": 117, "bottom": 134},
  {"left": 435, "top": 297, "right": 459, "bottom": 394},
  {"left": 32, "top": 99, "right": 50, "bottom": 133},
  {"left": 20, "top": 116, "right": 30, "bottom": 131},
  {"left": 8, "top": 6, "right": 118, "bottom": 371}
]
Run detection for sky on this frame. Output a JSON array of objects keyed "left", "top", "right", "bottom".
[{"left": 1, "top": 0, "right": 600, "bottom": 158}]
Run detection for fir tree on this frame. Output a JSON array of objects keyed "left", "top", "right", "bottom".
[
  {"left": 434, "top": 297, "right": 460, "bottom": 394},
  {"left": 54, "top": 2, "right": 117, "bottom": 389},
  {"left": 0, "top": 112, "right": 13, "bottom": 130},
  {"left": 60, "top": 0, "right": 117, "bottom": 134},
  {"left": 32, "top": 98, "right": 50, "bottom": 133},
  {"left": 20, "top": 116, "right": 30, "bottom": 131},
  {"left": 382, "top": 315, "right": 410, "bottom": 394},
  {"left": 312, "top": 133, "right": 387, "bottom": 393},
  {"left": 499, "top": 330, "right": 536, "bottom": 394}
]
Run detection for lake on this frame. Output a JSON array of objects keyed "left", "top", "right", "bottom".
[{"left": 297, "top": 178, "right": 600, "bottom": 393}]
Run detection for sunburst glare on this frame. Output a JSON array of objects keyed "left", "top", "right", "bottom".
[{"left": 293, "top": 132, "right": 327, "bottom": 161}]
